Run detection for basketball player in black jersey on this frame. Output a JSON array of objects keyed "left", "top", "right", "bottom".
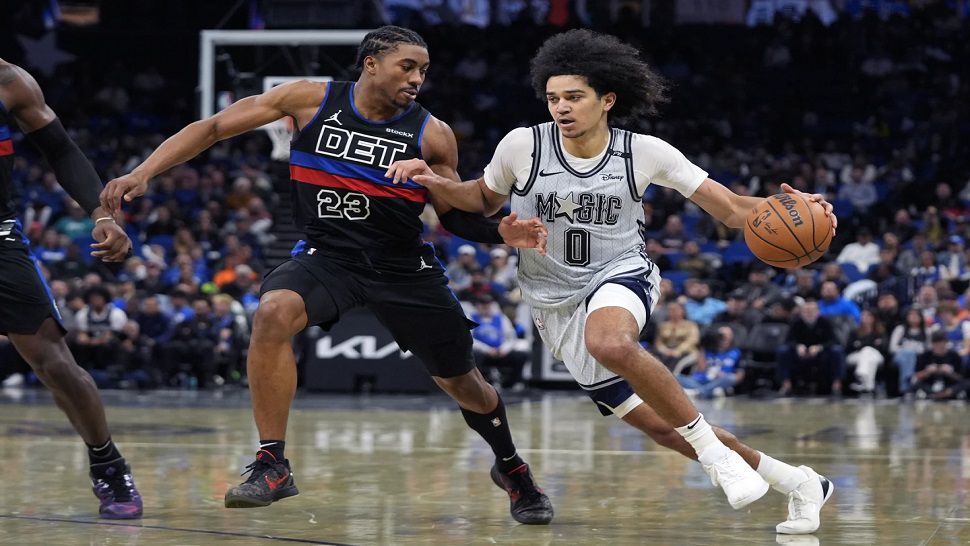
[
  {"left": 100, "top": 27, "right": 554, "bottom": 524},
  {"left": 0, "top": 60, "right": 142, "bottom": 519}
]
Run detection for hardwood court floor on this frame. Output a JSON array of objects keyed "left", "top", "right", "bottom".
[{"left": 0, "top": 388, "right": 966, "bottom": 545}]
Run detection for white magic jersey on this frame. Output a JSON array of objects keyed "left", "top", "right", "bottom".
[{"left": 484, "top": 122, "right": 707, "bottom": 310}]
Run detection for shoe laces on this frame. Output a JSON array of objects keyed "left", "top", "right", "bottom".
[
  {"left": 506, "top": 466, "right": 544, "bottom": 498},
  {"left": 787, "top": 489, "right": 813, "bottom": 521},
  {"left": 240, "top": 457, "right": 276, "bottom": 484},
  {"left": 95, "top": 469, "right": 135, "bottom": 503},
  {"left": 708, "top": 455, "right": 745, "bottom": 487}
]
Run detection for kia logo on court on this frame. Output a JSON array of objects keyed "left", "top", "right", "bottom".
[{"left": 316, "top": 335, "right": 413, "bottom": 360}]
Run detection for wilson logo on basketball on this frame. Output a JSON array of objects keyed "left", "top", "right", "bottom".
[{"left": 772, "top": 194, "right": 805, "bottom": 227}]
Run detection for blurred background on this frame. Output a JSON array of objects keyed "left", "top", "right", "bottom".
[{"left": 1, "top": 0, "right": 968, "bottom": 403}]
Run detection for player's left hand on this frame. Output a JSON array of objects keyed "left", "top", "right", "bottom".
[
  {"left": 385, "top": 158, "right": 434, "bottom": 184},
  {"left": 781, "top": 182, "right": 837, "bottom": 236},
  {"left": 498, "top": 212, "right": 547, "bottom": 256},
  {"left": 91, "top": 219, "right": 133, "bottom": 262}
]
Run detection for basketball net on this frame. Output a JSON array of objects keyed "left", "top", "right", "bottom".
[{"left": 263, "top": 117, "right": 294, "bottom": 162}]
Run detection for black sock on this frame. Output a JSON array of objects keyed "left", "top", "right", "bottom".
[
  {"left": 258, "top": 440, "right": 286, "bottom": 462},
  {"left": 460, "top": 395, "right": 523, "bottom": 473},
  {"left": 87, "top": 437, "right": 122, "bottom": 466}
]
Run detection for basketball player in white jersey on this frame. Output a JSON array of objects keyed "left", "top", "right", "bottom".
[{"left": 387, "top": 30, "right": 837, "bottom": 534}]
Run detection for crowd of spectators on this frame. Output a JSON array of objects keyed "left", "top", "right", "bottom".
[{"left": 1, "top": 3, "right": 969, "bottom": 400}]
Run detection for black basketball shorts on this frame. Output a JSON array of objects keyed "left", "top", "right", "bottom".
[
  {"left": 0, "top": 219, "right": 66, "bottom": 336},
  {"left": 260, "top": 246, "right": 477, "bottom": 378}
]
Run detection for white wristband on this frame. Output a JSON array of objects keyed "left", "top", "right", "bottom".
[{"left": 95, "top": 217, "right": 115, "bottom": 224}]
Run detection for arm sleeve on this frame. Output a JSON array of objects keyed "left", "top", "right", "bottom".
[
  {"left": 631, "top": 134, "right": 708, "bottom": 198},
  {"left": 437, "top": 209, "right": 502, "bottom": 244},
  {"left": 25, "top": 118, "right": 103, "bottom": 214},
  {"left": 483, "top": 127, "right": 534, "bottom": 195}
]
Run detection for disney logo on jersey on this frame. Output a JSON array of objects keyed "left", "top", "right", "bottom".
[
  {"left": 315, "top": 125, "right": 408, "bottom": 168},
  {"left": 535, "top": 191, "right": 621, "bottom": 225}
]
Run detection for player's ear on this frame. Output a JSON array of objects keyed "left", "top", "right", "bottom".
[
  {"left": 363, "top": 55, "right": 378, "bottom": 75},
  {"left": 601, "top": 92, "right": 616, "bottom": 112}
]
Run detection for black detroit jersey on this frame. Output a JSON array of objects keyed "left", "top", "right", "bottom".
[
  {"left": 0, "top": 100, "right": 16, "bottom": 222},
  {"left": 289, "top": 81, "right": 432, "bottom": 257}
]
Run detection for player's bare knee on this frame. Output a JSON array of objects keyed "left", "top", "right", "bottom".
[
  {"left": 587, "top": 336, "right": 640, "bottom": 374},
  {"left": 252, "top": 292, "right": 305, "bottom": 341}
]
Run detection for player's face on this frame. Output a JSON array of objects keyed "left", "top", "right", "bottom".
[
  {"left": 370, "top": 44, "right": 430, "bottom": 108},
  {"left": 544, "top": 75, "right": 615, "bottom": 139}
]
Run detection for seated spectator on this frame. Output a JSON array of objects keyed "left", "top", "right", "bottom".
[
  {"left": 845, "top": 310, "right": 887, "bottom": 394},
  {"left": 714, "top": 289, "right": 761, "bottom": 330},
  {"left": 740, "top": 265, "right": 781, "bottom": 311},
  {"left": 778, "top": 300, "right": 844, "bottom": 396},
  {"left": 487, "top": 247, "right": 517, "bottom": 290},
  {"left": 446, "top": 244, "right": 480, "bottom": 292},
  {"left": 819, "top": 262, "right": 849, "bottom": 290},
  {"left": 659, "top": 214, "right": 687, "bottom": 251},
  {"left": 54, "top": 201, "right": 94, "bottom": 241},
  {"left": 166, "top": 297, "right": 218, "bottom": 388},
  {"left": 469, "top": 295, "right": 528, "bottom": 391},
  {"left": 911, "top": 250, "right": 943, "bottom": 288},
  {"left": 678, "top": 240, "right": 717, "bottom": 278},
  {"left": 653, "top": 301, "right": 699, "bottom": 372},
  {"left": 51, "top": 243, "right": 91, "bottom": 281},
  {"left": 72, "top": 286, "right": 128, "bottom": 371},
  {"left": 135, "top": 295, "right": 174, "bottom": 353},
  {"left": 458, "top": 269, "right": 506, "bottom": 303},
  {"left": 837, "top": 227, "right": 880, "bottom": 273},
  {"left": 792, "top": 269, "right": 819, "bottom": 300},
  {"left": 874, "top": 292, "right": 902, "bottom": 331},
  {"left": 889, "top": 307, "right": 931, "bottom": 396},
  {"left": 936, "top": 301, "right": 970, "bottom": 361},
  {"left": 938, "top": 235, "right": 968, "bottom": 280},
  {"left": 211, "top": 293, "right": 248, "bottom": 384},
  {"left": 677, "top": 326, "right": 743, "bottom": 398},
  {"left": 116, "top": 320, "right": 158, "bottom": 389},
  {"left": 35, "top": 228, "right": 67, "bottom": 265},
  {"left": 819, "top": 281, "right": 861, "bottom": 324},
  {"left": 912, "top": 331, "right": 964, "bottom": 400},
  {"left": 682, "top": 279, "right": 726, "bottom": 327}
]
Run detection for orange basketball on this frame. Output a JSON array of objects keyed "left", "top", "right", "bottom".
[{"left": 743, "top": 193, "right": 832, "bottom": 268}]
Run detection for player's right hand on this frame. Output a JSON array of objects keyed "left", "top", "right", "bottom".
[
  {"left": 385, "top": 158, "right": 434, "bottom": 184},
  {"left": 100, "top": 173, "right": 149, "bottom": 216}
]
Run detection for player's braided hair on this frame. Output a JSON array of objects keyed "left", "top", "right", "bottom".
[
  {"left": 356, "top": 26, "right": 428, "bottom": 68},
  {"left": 530, "top": 29, "right": 668, "bottom": 123}
]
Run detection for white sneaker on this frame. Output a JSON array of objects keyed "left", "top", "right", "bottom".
[
  {"left": 703, "top": 451, "right": 770, "bottom": 509},
  {"left": 776, "top": 466, "right": 834, "bottom": 534}
]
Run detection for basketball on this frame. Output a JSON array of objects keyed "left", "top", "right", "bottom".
[{"left": 744, "top": 193, "right": 832, "bottom": 268}]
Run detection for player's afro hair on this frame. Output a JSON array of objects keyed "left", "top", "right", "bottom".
[
  {"left": 530, "top": 29, "right": 668, "bottom": 122},
  {"left": 356, "top": 26, "right": 428, "bottom": 68}
]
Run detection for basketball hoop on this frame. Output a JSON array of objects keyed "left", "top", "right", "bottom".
[{"left": 263, "top": 117, "right": 294, "bottom": 162}]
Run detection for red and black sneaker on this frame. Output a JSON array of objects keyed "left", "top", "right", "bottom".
[
  {"left": 224, "top": 449, "right": 299, "bottom": 508},
  {"left": 490, "top": 463, "right": 554, "bottom": 524}
]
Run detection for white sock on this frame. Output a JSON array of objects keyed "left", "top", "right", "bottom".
[
  {"left": 674, "top": 413, "right": 729, "bottom": 466},
  {"left": 756, "top": 452, "right": 808, "bottom": 494}
]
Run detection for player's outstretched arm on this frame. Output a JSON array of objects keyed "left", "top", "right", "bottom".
[
  {"left": 0, "top": 63, "right": 132, "bottom": 261},
  {"left": 100, "top": 80, "right": 324, "bottom": 215},
  {"left": 385, "top": 116, "right": 545, "bottom": 252},
  {"left": 385, "top": 116, "right": 506, "bottom": 215},
  {"left": 690, "top": 179, "right": 836, "bottom": 235}
]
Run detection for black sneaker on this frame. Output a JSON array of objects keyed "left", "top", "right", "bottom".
[
  {"left": 490, "top": 463, "right": 554, "bottom": 524},
  {"left": 224, "top": 449, "right": 299, "bottom": 508}
]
